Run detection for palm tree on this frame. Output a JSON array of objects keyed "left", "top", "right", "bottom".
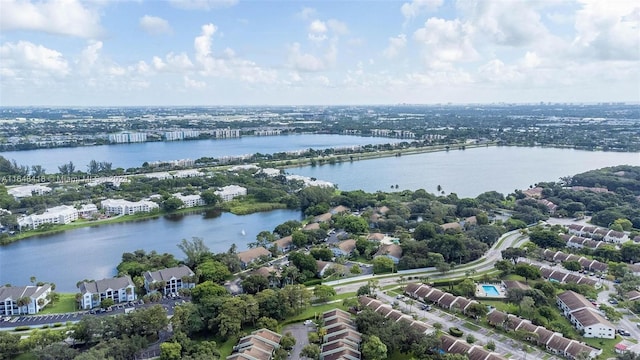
[{"left": 17, "top": 297, "right": 31, "bottom": 313}]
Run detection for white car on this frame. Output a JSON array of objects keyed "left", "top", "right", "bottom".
[{"left": 304, "top": 320, "right": 314, "bottom": 325}]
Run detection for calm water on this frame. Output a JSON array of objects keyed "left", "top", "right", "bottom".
[
  {"left": 0, "top": 134, "right": 400, "bottom": 171},
  {"left": 0, "top": 210, "right": 301, "bottom": 292},
  {"left": 288, "top": 146, "right": 640, "bottom": 198},
  {"left": 1, "top": 143, "right": 638, "bottom": 292}
]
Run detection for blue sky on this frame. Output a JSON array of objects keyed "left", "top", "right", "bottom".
[{"left": 1, "top": 0, "right": 638, "bottom": 106}]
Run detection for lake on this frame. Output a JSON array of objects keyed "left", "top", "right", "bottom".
[
  {"left": 288, "top": 146, "right": 640, "bottom": 198},
  {"left": 0, "top": 134, "right": 401, "bottom": 172},
  {"left": 1, "top": 144, "right": 638, "bottom": 292},
  {"left": 0, "top": 209, "right": 301, "bottom": 292}
]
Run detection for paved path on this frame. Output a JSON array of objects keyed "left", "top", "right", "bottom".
[{"left": 282, "top": 323, "right": 311, "bottom": 359}]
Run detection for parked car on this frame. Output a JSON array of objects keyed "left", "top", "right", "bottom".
[
  {"left": 617, "top": 329, "right": 631, "bottom": 336},
  {"left": 421, "top": 304, "right": 432, "bottom": 311},
  {"left": 608, "top": 299, "right": 618, "bottom": 305}
]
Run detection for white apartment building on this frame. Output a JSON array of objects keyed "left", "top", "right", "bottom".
[
  {"left": 172, "top": 193, "right": 206, "bottom": 208},
  {"left": 215, "top": 185, "right": 247, "bottom": 202},
  {"left": 18, "top": 205, "right": 79, "bottom": 229},
  {"left": 0, "top": 284, "right": 52, "bottom": 316},
  {"left": 143, "top": 265, "right": 196, "bottom": 295},
  {"left": 78, "top": 276, "right": 136, "bottom": 309},
  {"left": 108, "top": 132, "right": 147, "bottom": 143},
  {"left": 8, "top": 185, "right": 52, "bottom": 198},
  {"left": 557, "top": 291, "right": 615, "bottom": 339},
  {"left": 101, "top": 199, "right": 159, "bottom": 215},
  {"left": 164, "top": 130, "right": 200, "bottom": 141},
  {"left": 211, "top": 128, "right": 241, "bottom": 138},
  {"left": 78, "top": 204, "right": 98, "bottom": 217}
]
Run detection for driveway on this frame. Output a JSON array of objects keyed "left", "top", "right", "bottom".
[{"left": 282, "top": 323, "right": 311, "bottom": 359}]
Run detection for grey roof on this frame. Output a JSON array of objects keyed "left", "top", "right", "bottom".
[
  {"left": 79, "top": 276, "right": 134, "bottom": 295},
  {"left": 0, "top": 284, "right": 51, "bottom": 300},
  {"left": 144, "top": 265, "right": 194, "bottom": 283}
]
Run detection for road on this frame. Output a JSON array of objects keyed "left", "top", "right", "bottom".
[
  {"left": 0, "top": 297, "right": 183, "bottom": 330},
  {"left": 376, "top": 291, "right": 561, "bottom": 360},
  {"left": 329, "top": 229, "right": 528, "bottom": 294}
]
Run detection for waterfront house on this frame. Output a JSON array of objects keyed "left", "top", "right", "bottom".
[
  {"left": 557, "top": 291, "right": 615, "bottom": 339},
  {"left": 144, "top": 265, "right": 195, "bottom": 295},
  {"left": 237, "top": 247, "right": 271, "bottom": 269},
  {"left": 100, "top": 198, "right": 159, "bottom": 215},
  {"left": 17, "top": 205, "right": 79, "bottom": 229},
  {"left": 0, "top": 284, "right": 52, "bottom": 316},
  {"left": 78, "top": 276, "right": 136, "bottom": 309},
  {"left": 78, "top": 203, "right": 98, "bottom": 218},
  {"left": 215, "top": 185, "right": 247, "bottom": 202},
  {"left": 171, "top": 193, "right": 206, "bottom": 208},
  {"left": 273, "top": 236, "right": 293, "bottom": 253}
]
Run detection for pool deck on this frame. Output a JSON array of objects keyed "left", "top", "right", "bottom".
[{"left": 475, "top": 283, "right": 507, "bottom": 298}]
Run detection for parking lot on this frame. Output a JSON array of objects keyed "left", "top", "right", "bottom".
[{"left": 0, "top": 296, "right": 187, "bottom": 329}]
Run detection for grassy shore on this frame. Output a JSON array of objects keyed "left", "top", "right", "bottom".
[{"left": 38, "top": 293, "right": 77, "bottom": 314}]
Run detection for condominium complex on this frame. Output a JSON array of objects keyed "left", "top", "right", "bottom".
[
  {"left": 172, "top": 193, "right": 206, "bottom": 208},
  {"left": 100, "top": 199, "right": 159, "bottom": 215},
  {"left": 215, "top": 185, "right": 247, "bottom": 202},
  {"left": 78, "top": 276, "right": 137, "bottom": 310},
  {"left": 8, "top": 185, "right": 52, "bottom": 198},
  {"left": 108, "top": 132, "right": 147, "bottom": 143},
  {"left": 163, "top": 130, "right": 200, "bottom": 141},
  {"left": 0, "top": 284, "right": 52, "bottom": 316},
  {"left": 17, "top": 205, "right": 79, "bottom": 229}
]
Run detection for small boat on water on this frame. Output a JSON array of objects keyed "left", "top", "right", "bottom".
[{"left": 241, "top": 229, "right": 246, "bottom": 236}]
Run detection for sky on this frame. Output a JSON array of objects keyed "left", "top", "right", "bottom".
[{"left": 0, "top": 0, "right": 639, "bottom": 106}]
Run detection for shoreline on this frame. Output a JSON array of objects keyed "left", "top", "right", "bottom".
[{"left": 2, "top": 143, "right": 634, "bottom": 244}]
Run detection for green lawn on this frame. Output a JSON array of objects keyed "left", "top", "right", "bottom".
[
  {"left": 39, "top": 293, "right": 77, "bottom": 314},
  {"left": 480, "top": 300, "right": 518, "bottom": 314},
  {"left": 464, "top": 322, "right": 481, "bottom": 331},
  {"left": 582, "top": 336, "right": 620, "bottom": 359},
  {"left": 217, "top": 336, "right": 239, "bottom": 358},
  {"left": 14, "top": 353, "right": 37, "bottom": 360}
]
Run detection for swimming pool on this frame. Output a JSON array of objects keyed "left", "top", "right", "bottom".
[{"left": 482, "top": 285, "right": 500, "bottom": 296}]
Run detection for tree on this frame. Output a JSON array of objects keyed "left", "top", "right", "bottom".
[
  {"left": 520, "top": 296, "right": 535, "bottom": 318},
  {"left": 0, "top": 331, "right": 21, "bottom": 360},
  {"left": 350, "top": 264, "right": 362, "bottom": 274},
  {"left": 310, "top": 247, "right": 333, "bottom": 261},
  {"left": 514, "top": 263, "right": 541, "bottom": 283},
  {"left": 437, "top": 261, "right": 452, "bottom": 275},
  {"left": 274, "top": 220, "right": 302, "bottom": 237},
  {"left": 413, "top": 222, "right": 437, "bottom": 240},
  {"left": 163, "top": 197, "right": 184, "bottom": 211},
  {"left": 372, "top": 256, "right": 394, "bottom": 274},
  {"left": 466, "top": 302, "right": 488, "bottom": 320},
  {"left": 528, "top": 229, "right": 564, "bottom": 248},
  {"left": 177, "top": 237, "right": 210, "bottom": 268},
  {"left": 160, "top": 342, "right": 182, "bottom": 360},
  {"left": 191, "top": 281, "right": 228, "bottom": 303},
  {"left": 361, "top": 335, "right": 387, "bottom": 360},
  {"left": 501, "top": 247, "right": 526, "bottom": 264},
  {"left": 613, "top": 218, "right": 633, "bottom": 231},
  {"left": 300, "top": 344, "right": 320, "bottom": 360},
  {"left": 313, "top": 285, "right": 336, "bottom": 302},
  {"left": 197, "top": 259, "right": 231, "bottom": 283},
  {"left": 457, "top": 279, "right": 476, "bottom": 298},
  {"left": 58, "top": 161, "right": 75, "bottom": 175},
  {"left": 280, "top": 332, "right": 296, "bottom": 350},
  {"left": 562, "top": 260, "right": 582, "bottom": 272},
  {"left": 257, "top": 316, "right": 279, "bottom": 331},
  {"left": 241, "top": 274, "right": 269, "bottom": 294},
  {"left": 200, "top": 190, "right": 221, "bottom": 206},
  {"left": 466, "top": 334, "right": 476, "bottom": 344}
]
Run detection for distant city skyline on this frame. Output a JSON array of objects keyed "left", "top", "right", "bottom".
[{"left": 1, "top": 0, "right": 638, "bottom": 106}]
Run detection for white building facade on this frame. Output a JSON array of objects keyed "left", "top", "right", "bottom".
[
  {"left": 101, "top": 199, "right": 159, "bottom": 215},
  {"left": 18, "top": 205, "right": 79, "bottom": 229},
  {"left": 215, "top": 185, "right": 247, "bottom": 202},
  {"left": 0, "top": 284, "right": 52, "bottom": 316},
  {"left": 78, "top": 276, "right": 136, "bottom": 309}
]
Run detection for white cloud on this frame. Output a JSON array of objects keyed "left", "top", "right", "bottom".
[
  {"left": 0, "top": 41, "right": 69, "bottom": 77},
  {"left": 308, "top": 20, "right": 328, "bottom": 42},
  {"left": 184, "top": 76, "right": 206, "bottom": 89},
  {"left": 401, "top": 0, "right": 443, "bottom": 21},
  {"left": 327, "top": 19, "right": 349, "bottom": 35},
  {"left": 195, "top": 24, "right": 217, "bottom": 60},
  {"left": 79, "top": 40, "right": 103, "bottom": 72},
  {"left": 0, "top": 0, "right": 102, "bottom": 38},
  {"left": 571, "top": 0, "right": 640, "bottom": 60},
  {"left": 466, "top": 0, "right": 549, "bottom": 47},
  {"left": 297, "top": 7, "right": 317, "bottom": 20},
  {"left": 139, "top": 15, "right": 172, "bottom": 35},
  {"left": 414, "top": 18, "right": 478, "bottom": 64},
  {"left": 287, "top": 43, "right": 326, "bottom": 72},
  {"left": 383, "top": 34, "right": 407, "bottom": 58},
  {"left": 169, "top": 0, "right": 237, "bottom": 10}
]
